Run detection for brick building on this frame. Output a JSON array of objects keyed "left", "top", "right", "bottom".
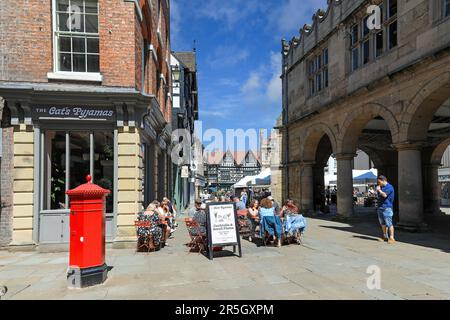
[
  {"left": 0, "top": 0, "right": 172, "bottom": 247},
  {"left": 280, "top": 0, "right": 450, "bottom": 230}
]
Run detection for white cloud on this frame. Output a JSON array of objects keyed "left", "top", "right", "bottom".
[
  {"left": 196, "top": 0, "right": 268, "bottom": 29},
  {"left": 268, "top": 0, "right": 329, "bottom": 36},
  {"left": 170, "top": 0, "right": 190, "bottom": 50},
  {"left": 240, "top": 51, "right": 281, "bottom": 105},
  {"left": 207, "top": 45, "right": 249, "bottom": 68},
  {"left": 241, "top": 72, "right": 261, "bottom": 94},
  {"left": 266, "top": 52, "right": 282, "bottom": 103}
]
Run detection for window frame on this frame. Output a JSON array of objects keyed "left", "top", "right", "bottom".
[
  {"left": 307, "top": 48, "right": 329, "bottom": 97},
  {"left": 445, "top": 0, "right": 450, "bottom": 18},
  {"left": 51, "top": 0, "right": 101, "bottom": 77},
  {"left": 349, "top": 0, "right": 397, "bottom": 73}
]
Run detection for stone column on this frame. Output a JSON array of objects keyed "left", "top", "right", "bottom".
[
  {"left": 336, "top": 153, "right": 355, "bottom": 218},
  {"left": 115, "top": 126, "right": 142, "bottom": 247},
  {"left": 396, "top": 143, "right": 426, "bottom": 230},
  {"left": 10, "top": 124, "right": 35, "bottom": 246},
  {"left": 313, "top": 164, "right": 326, "bottom": 210},
  {"left": 300, "top": 162, "right": 314, "bottom": 213},
  {"left": 423, "top": 162, "right": 442, "bottom": 216}
]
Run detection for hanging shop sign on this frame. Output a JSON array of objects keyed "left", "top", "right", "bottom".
[
  {"left": 32, "top": 106, "right": 115, "bottom": 121},
  {"left": 206, "top": 202, "right": 242, "bottom": 260},
  {"left": 181, "top": 165, "right": 189, "bottom": 178}
]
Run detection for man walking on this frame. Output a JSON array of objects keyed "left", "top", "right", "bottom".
[{"left": 376, "top": 175, "right": 395, "bottom": 244}]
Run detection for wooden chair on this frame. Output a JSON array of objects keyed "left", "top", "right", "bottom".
[
  {"left": 134, "top": 220, "right": 157, "bottom": 253},
  {"left": 185, "top": 218, "right": 207, "bottom": 254}
]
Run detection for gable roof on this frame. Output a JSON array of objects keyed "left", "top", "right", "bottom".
[
  {"left": 173, "top": 51, "right": 197, "bottom": 72},
  {"left": 204, "top": 149, "right": 260, "bottom": 166}
]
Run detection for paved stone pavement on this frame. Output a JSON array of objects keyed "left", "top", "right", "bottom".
[{"left": 1, "top": 215, "right": 450, "bottom": 300}]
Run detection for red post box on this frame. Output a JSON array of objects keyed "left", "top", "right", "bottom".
[{"left": 66, "top": 175, "right": 110, "bottom": 288}]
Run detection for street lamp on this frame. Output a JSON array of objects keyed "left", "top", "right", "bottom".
[{"left": 171, "top": 65, "right": 181, "bottom": 82}]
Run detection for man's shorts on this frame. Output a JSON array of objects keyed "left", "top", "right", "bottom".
[{"left": 377, "top": 207, "right": 394, "bottom": 228}]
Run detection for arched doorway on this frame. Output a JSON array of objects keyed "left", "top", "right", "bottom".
[
  {"left": 399, "top": 74, "right": 450, "bottom": 229},
  {"left": 420, "top": 98, "right": 450, "bottom": 218},
  {"left": 300, "top": 124, "right": 336, "bottom": 213},
  {"left": 338, "top": 106, "right": 398, "bottom": 219}
]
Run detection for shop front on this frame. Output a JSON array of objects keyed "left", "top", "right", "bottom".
[
  {"left": 36, "top": 116, "right": 117, "bottom": 244},
  {"left": 0, "top": 85, "right": 171, "bottom": 247}
]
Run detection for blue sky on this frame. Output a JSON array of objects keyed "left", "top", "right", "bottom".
[{"left": 171, "top": 0, "right": 328, "bottom": 151}]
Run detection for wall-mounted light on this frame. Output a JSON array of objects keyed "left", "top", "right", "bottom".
[{"left": 171, "top": 65, "right": 181, "bottom": 82}]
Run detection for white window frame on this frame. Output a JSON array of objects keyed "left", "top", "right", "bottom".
[{"left": 48, "top": 0, "right": 102, "bottom": 82}]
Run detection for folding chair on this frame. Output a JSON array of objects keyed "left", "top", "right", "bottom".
[
  {"left": 185, "top": 218, "right": 207, "bottom": 254},
  {"left": 134, "top": 220, "right": 158, "bottom": 253},
  {"left": 237, "top": 209, "right": 252, "bottom": 238}
]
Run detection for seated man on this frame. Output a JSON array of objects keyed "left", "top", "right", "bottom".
[{"left": 231, "top": 195, "right": 246, "bottom": 210}]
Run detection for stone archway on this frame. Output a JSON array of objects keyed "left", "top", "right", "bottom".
[
  {"left": 299, "top": 123, "right": 337, "bottom": 212},
  {"left": 394, "top": 73, "right": 450, "bottom": 229},
  {"left": 334, "top": 104, "right": 399, "bottom": 218},
  {"left": 338, "top": 103, "right": 399, "bottom": 155},
  {"left": 301, "top": 122, "right": 337, "bottom": 161},
  {"left": 399, "top": 72, "right": 450, "bottom": 143},
  {"left": 423, "top": 138, "right": 450, "bottom": 216}
]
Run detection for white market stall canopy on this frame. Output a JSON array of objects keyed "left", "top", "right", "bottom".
[
  {"left": 249, "top": 168, "right": 271, "bottom": 186},
  {"left": 232, "top": 168, "right": 272, "bottom": 189},
  {"left": 233, "top": 175, "right": 255, "bottom": 189},
  {"left": 327, "top": 169, "right": 378, "bottom": 186}
]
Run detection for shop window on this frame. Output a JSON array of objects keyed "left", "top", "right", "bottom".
[
  {"left": 69, "top": 132, "right": 91, "bottom": 189},
  {"left": 445, "top": 0, "right": 450, "bottom": 17},
  {"left": 54, "top": 0, "right": 99, "bottom": 73},
  {"left": 45, "top": 131, "right": 67, "bottom": 210},
  {"left": 43, "top": 130, "right": 114, "bottom": 213},
  {"left": 94, "top": 132, "right": 114, "bottom": 213}
]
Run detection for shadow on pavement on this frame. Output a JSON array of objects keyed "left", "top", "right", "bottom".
[{"left": 309, "top": 212, "right": 450, "bottom": 254}]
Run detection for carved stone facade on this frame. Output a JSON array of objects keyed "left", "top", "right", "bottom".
[{"left": 281, "top": 0, "right": 450, "bottom": 230}]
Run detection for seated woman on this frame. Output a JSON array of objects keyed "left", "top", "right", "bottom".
[
  {"left": 191, "top": 199, "right": 207, "bottom": 236},
  {"left": 161, "top": 200, "right": 176, "bottom": 236},
  {"left": 280, "top": 199, "right": 307, "bottom": 244},
  {"left": 152, "top": 200, "right": 171, "bottom": 243},
  {"left": 259, "top": 198, "right": 282, "bottom": 247},
  {"left": 137, "top": 203, "right": 164, "bottom": 250},
  {"left": 247, "top": 199, "right": 260, "bottom": 241}
]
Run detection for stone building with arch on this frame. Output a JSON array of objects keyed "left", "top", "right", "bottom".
[{"left": 280, "top": 0, "right": 450, "bottom": 230}]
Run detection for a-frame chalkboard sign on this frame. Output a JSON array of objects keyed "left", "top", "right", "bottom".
[{"left": 206, "top": 202, "right": 243, "bottom": 260}]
